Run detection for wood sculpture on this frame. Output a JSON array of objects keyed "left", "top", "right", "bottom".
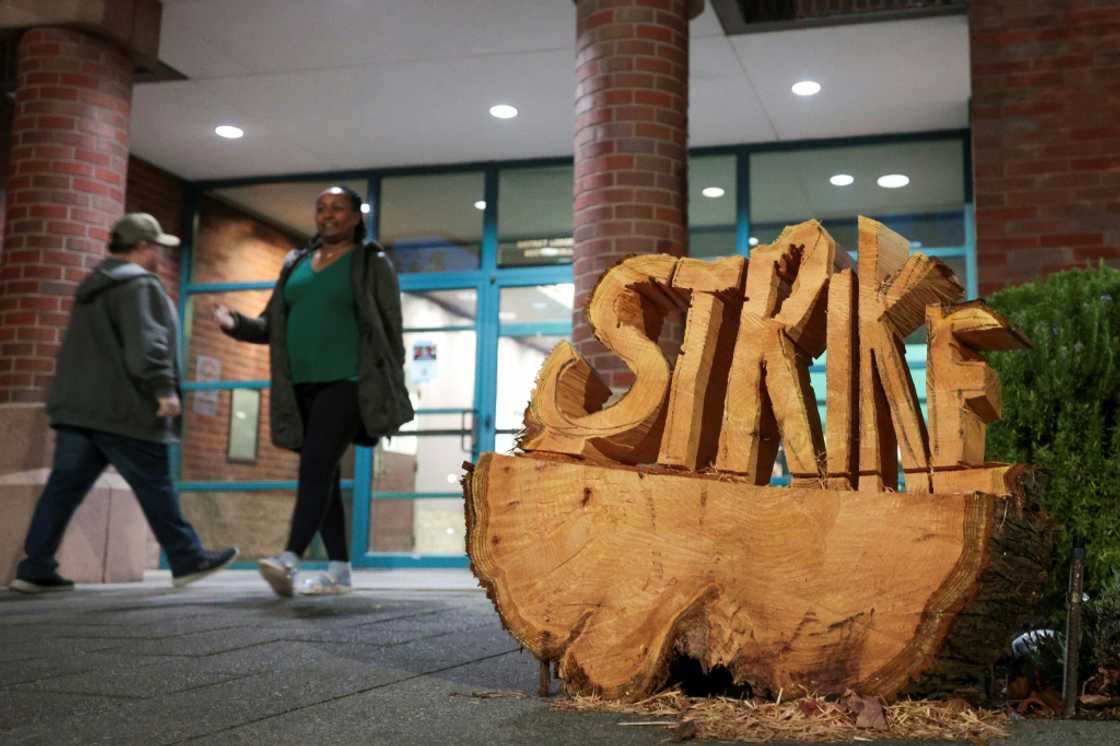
[{"left": 466, "top": 217, "right": 1053, "bottom": 702}]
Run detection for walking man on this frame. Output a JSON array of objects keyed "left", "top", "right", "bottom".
[{"left": 9, "top": 213, "right": 237, "bottom": 593}]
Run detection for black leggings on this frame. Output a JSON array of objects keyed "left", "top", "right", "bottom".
[{"left": 286, "top": 380, "right": 361, "bottom": 562}]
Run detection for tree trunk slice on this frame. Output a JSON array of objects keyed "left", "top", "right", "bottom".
[{"left": 465, "top": 452, "right": 1053, "bottom": 701}]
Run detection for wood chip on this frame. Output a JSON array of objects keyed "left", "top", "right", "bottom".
[{"left": 552, "top": 689, "right": 1011, "bottom": 743}]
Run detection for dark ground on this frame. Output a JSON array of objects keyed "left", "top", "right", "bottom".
[{"left": 1, "top": 570, "right": 1117, "bottom": 745}]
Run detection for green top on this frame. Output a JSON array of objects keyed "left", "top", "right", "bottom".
[{"left": 283, "top": 252, "right": 360, "bottom": 383}]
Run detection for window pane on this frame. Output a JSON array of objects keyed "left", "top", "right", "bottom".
[
  {"left": 402, "top": 289, "right": 476, "bottom": 328},
  {"left": 199, "top": 180, "right": 365, "bottom": 284},
  {"left": 689, "top": 229, "right": 737, "bottom": 259},
  {"left": 402, "top": 330, "right": 475, "bottom": 415},
  {"left": 499, "top": 284, "right": 573, "bottom": 325},
  {"left": 750, "top": 140, "right": 966, "bottom": 250},
  {"left": 497, "top": 335, "right": 567, "bottom": 431},
  {"left": 181, "top": 389, "right": 298, "bottom": 482},
  {"left": 495, "top": 433, "right": 518, "bottom": 455},
  {"left": 690, "top": 155, "right": 736, "bottom": 228},
  {"left": 376, "top": 434, "right": 467, "bottom": 494},
  {"left": 498, "top": 165, "right": 574, "bottom": 266},
  {"left": 381, "top": 172, "right": 484, "bottom": 272},
  {"left": 185, "top": 289, "right": 273, "bottom": 382},
  {"left": 368, "top": 497, "right": 465, "bottom": 555}
]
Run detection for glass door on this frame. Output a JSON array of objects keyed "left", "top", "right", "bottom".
[
  {"left": 351, "top": 288, "right": 479, "bottom": 567},
  {"left": 493, "top": 282, "right": 574, "bottom": 454}
]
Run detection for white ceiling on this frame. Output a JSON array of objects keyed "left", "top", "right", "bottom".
[{"left": 133, "top": 1, "right": 970, "bottom": 181}]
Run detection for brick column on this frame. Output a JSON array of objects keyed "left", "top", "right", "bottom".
[
  {"left": 970, "top": 1, "right": 1120, "bottom": 296},
  {"left": 572, "top": 0, "right": 695, "bottom": 388},
  {"left": 0, "top": 28, "right": 133, "bottom": 403}
]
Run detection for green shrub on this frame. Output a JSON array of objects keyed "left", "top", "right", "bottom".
[{"left": 986, "top": 264, "right": 1120, "bottom": 595}]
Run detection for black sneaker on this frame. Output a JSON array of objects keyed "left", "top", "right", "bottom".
[
  {"left": 10, "top": 572, "right": 75, "bottom": 594},
  {"left": 172, "top": 547, "right": 239, "bottom": 588}
]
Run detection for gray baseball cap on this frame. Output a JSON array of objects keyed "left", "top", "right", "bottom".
[{"left": 110, "top": 213, "right": 181, "bottom": 248}]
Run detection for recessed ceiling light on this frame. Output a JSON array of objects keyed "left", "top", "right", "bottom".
[
  {"left": 360, "top": 203, "right": 370, "bottom": 214},
  {"left": 877, "top": 174, "right": 910, "bottom": 189},
  {"left": 791, "top": 80, "right": 821, "bottom": 97},
  {"left": 701, "top": 186, "right": 725, "bottom": 198},
  {"left": 748, "top": 236, "right": 759, "bottom": 247},
  {"left": 214, "top": 125, "right": 244, "bottom": 139},
  {"left": 489, "top": 104, "right": 518, "bottom": 119},
  {"left": 830, "top": 174, "right": 855, "bottom": 187},
  {"left": 474, "top": 200, "right": 486, "bottom": 210}
]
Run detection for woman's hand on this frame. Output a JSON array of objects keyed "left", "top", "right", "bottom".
[{"left": 213, "top": 304, "right": 236, "bottom": 331}]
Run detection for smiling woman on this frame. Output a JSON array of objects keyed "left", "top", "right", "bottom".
[{"left": 213, "top": 183, "right": 413, "bottom": 598}]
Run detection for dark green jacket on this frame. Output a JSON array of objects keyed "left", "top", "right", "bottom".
[
  {"left": 47, "top": 258, "right": 181, "bottom": 443},
  {"left": 224, "top": 241, "right": 414, "bottom": 451}
]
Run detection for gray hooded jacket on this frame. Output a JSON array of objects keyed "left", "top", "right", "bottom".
[
  {"left": 223, "top": 241, "right": 414, "bottom": 451},
  {"left": 47, "top": 258, "right": 181, "bottom": 443}
]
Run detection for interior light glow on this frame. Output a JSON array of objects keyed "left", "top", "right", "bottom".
[
  {"left": 489, "top": 104, "right": 518, "bottom": 119},
  {"left": 214, "top": 125, "right": 244, "bottom": 139},
  {"left": 791, "top": 80, "right": 821, "bottom": 97},
  {"left": 877, "top": 174, "right": 910, "bottom": 189}
]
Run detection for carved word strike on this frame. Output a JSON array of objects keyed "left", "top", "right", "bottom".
[{"left": 521, "top": 217, "right": 1029, "bottom": 493}]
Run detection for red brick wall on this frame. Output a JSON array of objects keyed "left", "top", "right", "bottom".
[
  {"left": 971, "top": 0, "right": 1120, "bottom": 295},
  {"left": 0, "top": 28, "right": 133, "bottom": 403},
  {"left": 0, "top": 95, "right": 13, "bottom": 249},
  {"left": 573, "top": 0, "right": 690, "bottom": 387},
  {"left": 124, "top": 155, "right": 184, "bottom": 301},
  {"left": 180, "top": 196, "right": 300, "bottom": 482}
]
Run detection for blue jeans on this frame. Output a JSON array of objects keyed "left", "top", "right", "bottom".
[{"left": 17, "top": 427, "right": 205, "bottom": 579}]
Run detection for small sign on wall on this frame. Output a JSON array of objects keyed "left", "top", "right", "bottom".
[
  {"left": 194, "top": 355, "right": 221, "bottom": 416},
  {"left": 410, "top": 340, "right": 437, "bottom": 385},
  {"left": 228, "top": 388, "right": 260, "bottom": 463}
]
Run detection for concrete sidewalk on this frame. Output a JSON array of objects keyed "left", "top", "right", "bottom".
[{"left": 1, "top": 570, "right": 1117, "bottom": 745}]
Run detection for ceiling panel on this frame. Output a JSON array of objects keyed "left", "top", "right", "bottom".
[
  {"left": 160, "top": 0, "right": 575, "bottom": 77},
  {"left": 131, "top": 5, "right": 971, "bottom": 180},
  {"left": 730, "top": 16, "right": 969, "bottom": 141},
  {"left": 689, "top": 36, "right": 778, "bottom": 147},
  {"left": 129, "top": 81, "right": 328, "bottom": 178}
]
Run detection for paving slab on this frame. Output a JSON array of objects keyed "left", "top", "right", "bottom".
[
  {"left": 0, "top": 690, "right": 121, "bottom": 734},
  {"left": 2, "top": 570, "right": 1119, "bottom": 746},
  {"left": 11, "top": 657, "right": 253, "bottom": 699},
  {"left": 0, "top": 650, "right": 181, "bottom": 688}
]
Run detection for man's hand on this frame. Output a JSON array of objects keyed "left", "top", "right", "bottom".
[
  {"left": 156, "top": 394, "right": 182, "bottom": 417},
  {"left": 213, "top": 304, "right": 235, "bottom": 331}
]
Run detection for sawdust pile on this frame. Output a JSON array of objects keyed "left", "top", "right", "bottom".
[{"left": 552, "top": 689, "right": 1011, "bottom": 743}]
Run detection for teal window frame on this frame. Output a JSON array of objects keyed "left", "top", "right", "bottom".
[{"left": 170, "top": 129, "right": 975, "bottom": 569}]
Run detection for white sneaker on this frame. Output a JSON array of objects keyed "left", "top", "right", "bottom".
[
  {"left": 296, "top": 562, "right": 351, "bottom": 596},
  {"left": 258, "top": 551, "right": 299, "bottom": 597}
]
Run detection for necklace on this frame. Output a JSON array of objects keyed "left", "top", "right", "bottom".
[{"left": 314, "top": 243, "right": 353, "bottom": 268}]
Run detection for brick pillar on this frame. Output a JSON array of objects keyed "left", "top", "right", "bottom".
[
  {"left": 572, "top": 0, "right": 695, "bottom": 388},
  {"left": 970, "top": 1, "right": 1120, "bottom": 296},
  {"left": 0, "top": 28, "right": 133, "bottom": 404}
]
